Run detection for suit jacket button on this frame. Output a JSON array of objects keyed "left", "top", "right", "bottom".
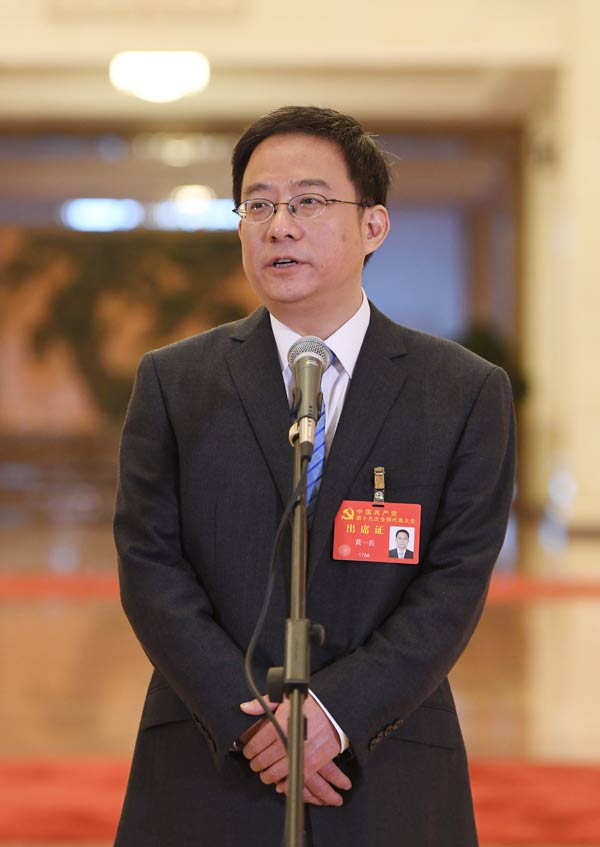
[
  {"left": 393, "top": 719, "right": 403, "bottom": 729},
  {"left": 383, "top": 726, "right": 392, "bottom": 737}
]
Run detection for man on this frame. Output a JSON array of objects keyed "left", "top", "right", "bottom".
[
  {"left": 388, "top": 528, "right": 414, "bottom": 559},
  {"left": 114, "top": 106, "right": 515, "bottom": 846}
]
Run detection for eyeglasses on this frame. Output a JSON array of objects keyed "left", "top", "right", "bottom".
[{"left": 233, "top": 192, "right": 370, "bottom": 223}]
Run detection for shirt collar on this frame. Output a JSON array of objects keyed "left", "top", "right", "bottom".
[{"left": 269, "top": 291, "right": 370, "bottom": 378}]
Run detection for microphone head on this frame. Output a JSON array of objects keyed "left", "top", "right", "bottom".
[{"left": 287, "top": 336, "right": 331, "bottom": 370}]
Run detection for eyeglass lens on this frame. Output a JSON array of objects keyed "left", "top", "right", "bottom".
[{"left": 241, "top": 193, "right": 328, "bottom": 221}]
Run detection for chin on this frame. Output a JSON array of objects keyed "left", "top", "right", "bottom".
[{"left": 265, "top": 282, "right": 318, "bottom": 304}]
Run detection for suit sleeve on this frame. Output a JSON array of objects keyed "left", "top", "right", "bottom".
[
  {"left": 310, "top": 365, "right": 516, "bottom": 767},
  {"left": 114, "top": 352, "right": 253, "bottom": 770}
]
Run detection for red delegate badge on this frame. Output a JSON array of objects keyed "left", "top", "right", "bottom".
[{"left": 333, "top": 500, "right": 421, "bottom": 564}]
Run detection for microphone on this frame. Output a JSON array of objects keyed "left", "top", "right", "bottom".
[{"left": 288, "top": 336, "right": 331, "bottom": 458}]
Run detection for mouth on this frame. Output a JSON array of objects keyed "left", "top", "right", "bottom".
[{"left": 270, "top": 258, "right": 301, "bottom": 268}]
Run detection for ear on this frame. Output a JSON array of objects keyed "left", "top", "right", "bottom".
[{"left": 362, "top": 205, "right": 390, "bottom": 257}]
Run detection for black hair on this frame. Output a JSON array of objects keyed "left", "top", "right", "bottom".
[{"left": 231, "top": 105, "right": 391, "bottom": 210}]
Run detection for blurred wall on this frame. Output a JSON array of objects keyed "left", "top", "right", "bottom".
[
  {"left": 520, "top": 1, "right": 600, "bottom": 542},
  {"left": 1, "top": 0, "right": 600, "bottom": 541}
]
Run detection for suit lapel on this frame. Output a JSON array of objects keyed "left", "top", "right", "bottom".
[
  {"left": 226, "top": 307, "right": 294, "bottom": 507},
  {"left": 225, "top": 305, "right": 410, "bottom": 583},
  {"left": 308, "top": 306, "right": 409, "bottom": 585}
]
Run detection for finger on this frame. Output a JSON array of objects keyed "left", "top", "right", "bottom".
[
  {"left": 303, "top": 737, "right": 342, "bottom": 779},
  {"left": 304, "top": 772, "right": 344, "bottom": 807},
  {"left": 318, "top": 760, "right": 352, "bottom": 791},
  {"left": 275, "top": 780, "right": 325, "bottom": 806},
  {"left": 258, "top": 751, "right": 289, "bottom": 784},
  {"left": 303, "top": 787, "right": 325, "bottom": 806},
  {"left": 242, "top": 722, "right": 283, "bottom": 760},
  {"left": 237, "top": 717, "right": 267, "bottom": 747},
  {"left": 240, "top": 696, "right": 278, "bottom": 716},
  {"left": 250, "top": 740, "right": 288, "bottom": 776}
]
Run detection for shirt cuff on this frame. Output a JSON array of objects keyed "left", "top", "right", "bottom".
[{"left": 308, "top": 689, "right": 350, "bottom": 753}]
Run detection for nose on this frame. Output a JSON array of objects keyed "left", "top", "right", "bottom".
[{"left": 265, "top": 202, "right": 301, "bottom": 239}]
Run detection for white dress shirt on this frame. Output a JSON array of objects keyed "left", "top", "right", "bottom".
[
  {"left": 269, "top": 292, "right": 371, "bottom": 753},
  {"left": 270, "top": 291, "right": 371, "bottom": 452}
]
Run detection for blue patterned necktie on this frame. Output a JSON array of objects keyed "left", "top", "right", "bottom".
[
  {"left": 305, "top": 351, "right": 335, "bottom": 513},
  {"left": 305, "top": 398, "right": 326, "bottom": 513}
]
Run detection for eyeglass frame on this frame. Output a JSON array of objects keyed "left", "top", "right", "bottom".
[{"left": 232, "top": 192, "right": 371, "bottom": 223}]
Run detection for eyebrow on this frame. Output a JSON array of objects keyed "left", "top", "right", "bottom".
[{"left": 242, "top": 178, "right": 333, "bottom": 198}]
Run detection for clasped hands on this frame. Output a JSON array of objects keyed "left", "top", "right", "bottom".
[{"left": 238, "top": 695, "right": 352, "bottom": 806}]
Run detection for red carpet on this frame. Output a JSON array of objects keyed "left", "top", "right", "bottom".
[
  {"left": 0, "top": 759, "right": 127, "bottom": 841},
  {"left": 1, "top": 758, "right": 600, "bottom": 844},
  {"left": 2, "top": 574, "right": 600, "bottom": 843},
  {"left": 470, "top": 760, "right": 600, "bottom": 845}
]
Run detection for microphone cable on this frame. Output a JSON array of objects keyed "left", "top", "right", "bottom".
[{"left": 243, "top": 455, "right": 311, "bottom": 751}]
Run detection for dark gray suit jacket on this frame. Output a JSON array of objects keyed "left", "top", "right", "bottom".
[{"left": 114, "top": 304, "right": 515, "bottom": 846}]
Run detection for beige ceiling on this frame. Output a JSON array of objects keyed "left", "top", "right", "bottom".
[
  {"left": 0, "top": 0, "right": 557, "bottom": 126},
  {"left": 0, "top": 62, "right": 555, "bottom": 126},
  {"left": 0, "top": 0, "right": 558, "bottom": 216}
]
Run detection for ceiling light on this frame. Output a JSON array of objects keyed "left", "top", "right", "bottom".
[
  {"left": 171, "top": 184, "right": 216, "bottom": 206},
  {"left": 109, "top": 51, "right": 210, "bottom": 104},
  {"left": 151, "top": 198, "right": 237, "bottom": 231},
  {"left": 61, "top": 198, "right": 144, "bottom": 231}
]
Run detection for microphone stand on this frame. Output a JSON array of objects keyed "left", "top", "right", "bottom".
[{"left": 266, "top": 404, "right": 324, "bottom": 847}]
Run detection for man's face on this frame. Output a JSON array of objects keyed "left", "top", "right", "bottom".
[
  {"left": 396, "top": 532, "right": 409, "bottom": 550},
  {"left": 238, "top": 133, "right": 382, "bottom": 324}
]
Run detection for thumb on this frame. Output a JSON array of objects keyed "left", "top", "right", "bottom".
[{"left": 240, "top": 696, "right": 277, "bottom": 715}]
